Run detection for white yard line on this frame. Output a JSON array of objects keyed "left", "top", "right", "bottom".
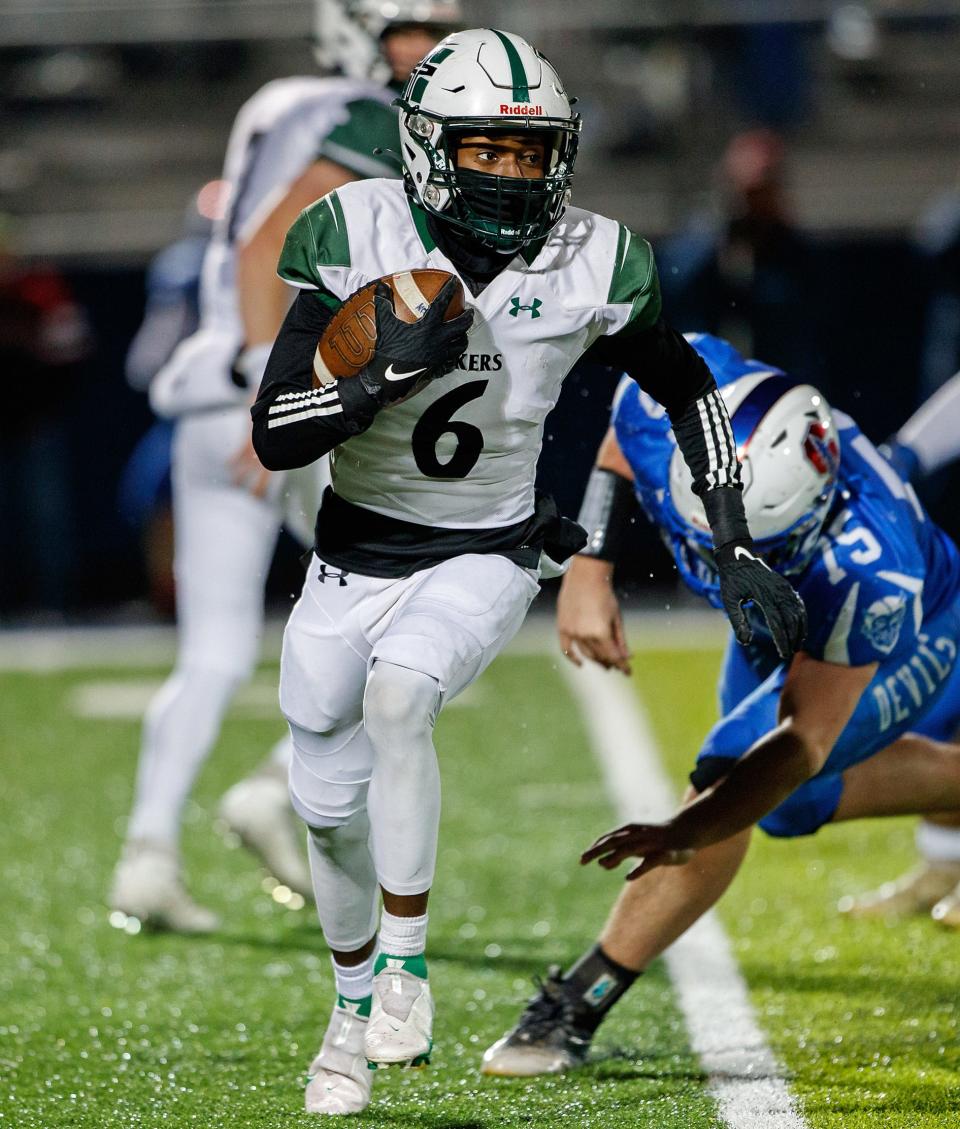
[
  {"left": 559, "top": 660, "right": 807, "bottom": 1129},
  {"left": 66, "top": 675, "right": 484, "bottom": 720},
  {"left": 0, "top": 608, "right": 725, "bottom": 672}
]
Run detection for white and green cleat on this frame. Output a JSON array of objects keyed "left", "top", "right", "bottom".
[
  {"left": 305, "top": 1001, "right": 373, "bottom": 1116},
  {"left": 364, "top": 956, "right": 434, "bottom": 1068}
]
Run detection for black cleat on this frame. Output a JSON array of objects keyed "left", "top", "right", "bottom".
[{"left": 481, "top": 966, "right": 595, "bottom": 1077}]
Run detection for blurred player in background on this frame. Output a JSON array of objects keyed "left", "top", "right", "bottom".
[
  {"left": 110, "top": 0, "right": 461, "bottom": 935},
  {"left": 252, "top": 31, "right": 803, "bottom": 1114},
  {"left": 118, "top": 185, "right": 221, "bottom": 616},
  {"left": 482, "top": 338, "right": 960, "bottom": 1077},
  {"left": 839, "top": 366, "right": 960, "bottom": 927}
]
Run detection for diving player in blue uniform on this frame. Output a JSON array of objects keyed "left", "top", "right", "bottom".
[{"left": 481, "top": 335, "right": 960, "bottom": 1076}]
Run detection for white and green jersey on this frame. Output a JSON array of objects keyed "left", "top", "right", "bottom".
[
  {"left": 277, "top": 178, "right": 660, "bottom": 528},
  {"left": 199, "top": 76, "right": 399, "bottom": 345}
]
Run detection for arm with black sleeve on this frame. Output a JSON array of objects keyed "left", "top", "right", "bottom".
[
  {"left": 589, "top": 319, "right": 807, "bottom": 659},
  {"left": 251, "top": 287, "right": 379, "bottom": 471},
  {"left": 251, "top": 276, "right": 472, "bottom": 471}
]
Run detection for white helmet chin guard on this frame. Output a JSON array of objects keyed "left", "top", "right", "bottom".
[
  {"left": 668, "top": 373, "right": 841, "bottom": 579},
  {"left": 314, "top": 0, "right": 462, "bottom": 82},
  {"left": 396, "top": 28, "right": 581, "bottom": 252}
]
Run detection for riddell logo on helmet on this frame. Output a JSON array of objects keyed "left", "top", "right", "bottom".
[{"left": 500, "top": 103, "right": 544, "bottom": 115}]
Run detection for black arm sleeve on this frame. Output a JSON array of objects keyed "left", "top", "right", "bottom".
[
  {"left": 590, "top": 318, "right": 751, "bottom": 549},
  {"left": 251, "top": 290, "right": 379, "bottom": 471},
  {"left": 590, "top": 317, "right": 713, "bottom": 417}
]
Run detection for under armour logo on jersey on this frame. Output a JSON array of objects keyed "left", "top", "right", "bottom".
[
  {"left": 317, "top": 565, "right": 349, "bottom": 587},
  {"left": 509, "top": 296, "right": 542, "bottom": 319}
]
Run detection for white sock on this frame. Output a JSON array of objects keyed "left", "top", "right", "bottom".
[
  {"left": 332, "top": 950, "right": 377, "bottom": 1002},
  {"left": 916, "top": 820, "right": 960, "bottom": 864},
  {"left": 379, "top": 909, "right": 428, "bottom": 956}
]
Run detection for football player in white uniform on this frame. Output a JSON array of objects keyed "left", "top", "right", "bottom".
[
  {"left": 841, "top": 365, "right": 960, "bottom": 926},
  {"left": 110, "top": 1, "right": 460, "bottom": 937},
  {"left": 252, "top": 29, "right": 806, "bottom": 1114}
]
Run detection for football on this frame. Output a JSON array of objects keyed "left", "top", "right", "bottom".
[{"left": 312, "top": 268, "right": 466, "bottom": 387}]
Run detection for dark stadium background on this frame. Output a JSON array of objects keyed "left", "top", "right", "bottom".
[{"left": 3, "top": 1, "right": 959, "bottom": 620}]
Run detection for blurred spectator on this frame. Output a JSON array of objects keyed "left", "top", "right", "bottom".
[
  {"left": 657, "top": 128, "right": 819, "bottom": 382},
  {"left": 0, "top": 216, "right": 93, "bottom": 618}
]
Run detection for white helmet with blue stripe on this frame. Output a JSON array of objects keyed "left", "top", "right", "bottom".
[
  {"left": 667, "top": 370, "right": 841, "bottom": 592},
  {"left": 396, "top": 28, "right": 581, "bottom": 251}
]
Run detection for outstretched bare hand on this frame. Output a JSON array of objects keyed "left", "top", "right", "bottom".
[{"left": 581, "top": 822, "right": 695, "bottom": 881}]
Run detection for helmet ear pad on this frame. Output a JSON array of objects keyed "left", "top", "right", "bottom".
[{"left": 668, "top": 374, "right": 841, "bottom": 577}]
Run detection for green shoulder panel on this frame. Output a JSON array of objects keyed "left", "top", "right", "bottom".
[
  {"left": 319, "top": 98, "right": 400, "bottom": 179},
  {"left": 607, "top": 224, "right": 662, "bottom": 336},
  {"left": 278, "top": 192, "right": 350, "bottom": 306}
]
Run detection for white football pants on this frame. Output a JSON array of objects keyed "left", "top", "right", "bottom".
[
  {"left": 126, "top": 407, "right": 327, "bottom": 848},
  {"left": 281, "top": 550, "right": 538, "bottom": 948}
]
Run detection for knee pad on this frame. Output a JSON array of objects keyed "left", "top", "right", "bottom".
[
  {"left": 288, "top": 720, "right": 372, "bottom": 829},
  {"left": 363, "top": 662, "right": 440, "bottom": 745}
]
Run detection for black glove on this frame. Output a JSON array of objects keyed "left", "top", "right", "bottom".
[
  {"left": 358, "top": 277, "right": 473, "bottom": 407},
  {"left": 715, "top": 542, "right": 807, "bottom": 661}
]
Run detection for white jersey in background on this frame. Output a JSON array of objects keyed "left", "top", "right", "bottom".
[
  {"left": 897, "top": 367, "right": 960, "bottom": 474},
  {"left": 153, "top": 77, "right": 398, "bottom": 418}
]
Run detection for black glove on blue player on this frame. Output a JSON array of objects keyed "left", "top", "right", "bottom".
[
  {"left": 715, "top": 542, "right": 808, "bottom": 661},
  {"left": 358, "top": 277, "right": 473, "bottom": 407}
]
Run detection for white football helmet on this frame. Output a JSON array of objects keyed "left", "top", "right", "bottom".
[
  {"left": 668, "top": 372, "right": 841, "bottom": 581},
  {"left": 314, "top": 0, "right": 462, "bottom": 81},
  {"left": 396, "top": 28, "right": 581, "bottom": 251}
]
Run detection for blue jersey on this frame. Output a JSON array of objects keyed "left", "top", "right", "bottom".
[
  {"left": 613, "top": 372, "right": 960, "bottom": 674},
  {"left": 613, "top": 349, "right": 960, "bottom": 838}
]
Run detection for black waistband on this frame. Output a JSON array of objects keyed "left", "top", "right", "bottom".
[{"left": 312, "top": 489, "right": 585, "bottom": 579}]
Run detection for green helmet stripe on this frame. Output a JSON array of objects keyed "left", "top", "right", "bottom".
[
  {"left": 408, "top": 47, "right": 453, "bottom": 105},
  {"left": 492, "top": 29, "right": 531, "bottom": 103},
  {"left": 410, "top": 74, "right": 430, "bottom": 102}
]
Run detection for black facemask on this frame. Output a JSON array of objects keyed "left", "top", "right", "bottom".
[{"left": 455, "top": 169, "right": 541, "bottom": 226}]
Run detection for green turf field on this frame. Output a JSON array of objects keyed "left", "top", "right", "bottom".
[{"left": 1, "top": 645, "right": 957, "bottom": 1127}]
